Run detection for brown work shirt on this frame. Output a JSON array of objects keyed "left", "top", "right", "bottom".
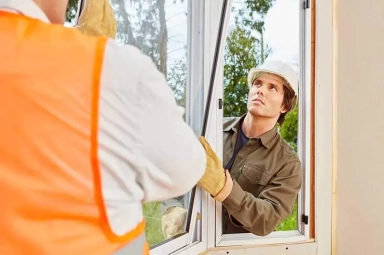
[{"left": 222, "top": 115, "right": 302, "bottom": 236}]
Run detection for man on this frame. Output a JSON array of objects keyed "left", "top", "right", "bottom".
[
  {"left": 0, "top": 0, "right": 219, "bottom": 254},
  {"left": 217, "top": 60, "right": 302, "bottom": 235},
  {"left": 162, "top": 60, "right": 302, "bottom": 237}
]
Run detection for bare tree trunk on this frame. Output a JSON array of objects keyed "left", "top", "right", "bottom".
[
  {"left": 113, "top": 0, "right": 136, "bottom": 45},
  {"left": 260, "top": 31, "right": 264, "bottom": 62},
  {"left": 158, "top": 0, "right": 168, "bottom": 78}
]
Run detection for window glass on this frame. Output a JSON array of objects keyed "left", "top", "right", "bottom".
[
  {"left": 109, "top": 0, "right": 190, "bottom": 247},
  {"left": 222, "top": 0, "right": 299, "bottom": 233},
  {"left": 65, "top": 0, "right": 79, "bottom": 26},
  {"left": 66, "top": 0, "right": 192, "bottom": 248}
]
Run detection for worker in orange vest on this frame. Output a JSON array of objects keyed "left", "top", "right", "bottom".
[{"left": 0, "top": 0, "right": 225, "bottom": 254}]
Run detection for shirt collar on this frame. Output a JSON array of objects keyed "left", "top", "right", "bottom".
[
  {"left": 0, "top": 0, "right": 50, "bottom": 23},
  {"left": 257, "top": 125, "right": 278, "bottom": 149},
  {"left": 223, "top": 114, "right": 247, "bottom": 133},
  {"left": 224, "top": 113, "right": 278, "bottom": 149}
]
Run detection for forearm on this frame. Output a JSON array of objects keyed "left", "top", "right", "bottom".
[{"left": 222, "top": 180, "right": 284, "bottom": 236}]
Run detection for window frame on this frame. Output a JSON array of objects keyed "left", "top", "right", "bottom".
[
  {"left": 175, "top": 0, "right": 334, "bottom": 253},
  {"left": 206, "top": 0, "right": 313, "bottom": 246},
  {"left": 74, "top": 0, "right": 335, "bottom": 253},
  {"left": 198, "top": 0, "right": 320, "bottom": 249}
]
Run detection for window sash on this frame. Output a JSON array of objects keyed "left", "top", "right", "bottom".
[{"left": 210, "top": 0, "right": 314, "bottom": 245}]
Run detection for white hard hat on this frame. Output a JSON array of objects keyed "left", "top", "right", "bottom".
[{"left": 247, "top": 60, "right": 299, "bottom": 96}]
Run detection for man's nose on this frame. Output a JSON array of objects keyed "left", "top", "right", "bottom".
[{"left": 256, "top": 85, "right": 266, "bottom": 96}]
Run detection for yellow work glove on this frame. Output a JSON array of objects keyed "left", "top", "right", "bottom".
[
  {"left": 198, "top": 137, "right": 226, "bottom": 197},
  {"left": 76, "top": 0, "right": 117, "bottom": 39}
]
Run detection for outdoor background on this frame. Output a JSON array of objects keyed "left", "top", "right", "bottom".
[{"left": 65, "top": 0, "right": 299, "bottom": 247}]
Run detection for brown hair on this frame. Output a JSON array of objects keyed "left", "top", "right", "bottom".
[{"left": 277, "top": 86, "right": 297, "bottom": 125}]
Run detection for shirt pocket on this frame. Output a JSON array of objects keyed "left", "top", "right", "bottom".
[{"left": 238, "top": 164, "right": 272, "bottom": 196}]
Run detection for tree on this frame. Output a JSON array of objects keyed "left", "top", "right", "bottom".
[
  {"left": 223, "top": 0, "right": 275, "bottom": 118},
  {"left": 279, "top": 106, "right": 298, "bottom": 151},
  {"left": 66, "top": 0, "right": 79, "bottom": 23},
  {"left": 167, "top": 51, "right": 187, "bottom": 108},
  {"left": 223, "top": 26, "right": 262, "bottom": 117},
  {"left": 111, "top": 0, "right": 169, "bottom": 78}
]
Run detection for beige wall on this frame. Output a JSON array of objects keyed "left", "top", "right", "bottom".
[{"left": 334, "top": 0, "right": 384, "bottom": 254}]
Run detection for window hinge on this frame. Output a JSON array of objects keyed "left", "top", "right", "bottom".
[
  {"left": 218, "top": 98, "right": 223, "bottom": 109},
  {"left": 303, "top": 0, "right": 310, "bottom": 9},
  {"left": 302, "top": 214, "right": 309, "bottom": 225}
]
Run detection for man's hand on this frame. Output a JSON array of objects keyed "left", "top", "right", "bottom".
[
  {"left": 197, "top": 137, "right": 226, "bottom": 197},
  {"left": 76, "top": 0, "right": 117, "bottom": 38}
]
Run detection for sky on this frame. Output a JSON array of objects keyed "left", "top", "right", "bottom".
[
  {"left": 263, "top": 0, "right": 300, "bottom": 67},
  {"left": 163, "top": 0, "right": 300, "bottom": 70}
]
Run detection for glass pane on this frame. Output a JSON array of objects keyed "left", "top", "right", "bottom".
[
  {"left": 65, "top": 0, "right": 79, "bottom": 26},
  {"left": 222, "top": 0, "right": 299, "bottom": 234},
  {"left": 109, "top": 0, "right": 190, "bottom": 247}
]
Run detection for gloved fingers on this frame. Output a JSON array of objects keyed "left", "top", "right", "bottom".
[
  {"left": 77, "top": 0, "right": 103, "bottom": 26},
  {"left": 76, "top": 0, "right": 117, "bottom": 38},
  {"left": 199, "top": 136, "right": 222, "bottom": 163},
  {"left": 102, "top": 0, "right": 117, "bottom": 38},
  {"left": 198, "top": 136, "right": 212, "bottom": 151}
]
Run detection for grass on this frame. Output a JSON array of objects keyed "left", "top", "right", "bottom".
[
  {"left": 142, "top": 198, "right": 298, "bottom": 247},
  {"left": 142, "top": 202, "right": 164, "bottom": 247},
  {"left": 275, "top": 197, "right": 298, "bottom": 231}
]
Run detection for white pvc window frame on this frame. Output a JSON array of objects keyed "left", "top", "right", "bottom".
[
  {"left": 75, "top": 0, "right": 335, "bottom": 253},
  {"left": 176, "top": 0, "right": 334, "bottom": 253}
]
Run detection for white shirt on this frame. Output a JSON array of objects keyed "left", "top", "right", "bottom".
[{"left": 0, "top": 0, "right": 206, "bottom": 236}]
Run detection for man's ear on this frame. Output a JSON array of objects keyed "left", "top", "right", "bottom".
[{"left": 280, "top": 101, "right": 288, "bottom": 114}]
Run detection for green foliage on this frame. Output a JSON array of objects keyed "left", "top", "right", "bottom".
[
  {"left": 142, "top": 202, "right": 165, "bottom": 247},
  {"left": 279, "top": 106, "right": 298, "bottom": 151},
  {"left": 65, "top": 0, "right": 79, "bottom": 23},
  {"left": 233, "top": 0, "right": 276, "bottom": 34},
  {"left": 223, "top": 26, "right": 258, "bottom": 117},
  {"left": 167, "top": 52, "right": 187, "bottom": 108},
  {"left": 276, "top": 198, "right": 298, "bottom": 231},
  {"left": 223, "top": 1, "right": 273, "bottom": 118}
]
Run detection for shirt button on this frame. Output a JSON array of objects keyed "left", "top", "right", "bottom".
[{"left": 237, "top": 155, "right": 242, "bottom": 159}]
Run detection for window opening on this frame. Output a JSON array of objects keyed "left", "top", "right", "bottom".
[{"left": 221, "top": 0, "right": 301, "bottom": 237}]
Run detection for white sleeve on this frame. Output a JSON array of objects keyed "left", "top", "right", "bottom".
[{"left": 99, "top": 40, "right": 206, "bottom": 204}]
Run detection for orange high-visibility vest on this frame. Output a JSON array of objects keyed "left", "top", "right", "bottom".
[{"left": 0, "top": 11, "right": 149, "bottom": 255}]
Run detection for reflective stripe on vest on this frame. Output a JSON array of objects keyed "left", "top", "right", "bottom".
[
  {"left": 0, "top": 11, "right": 148, "bottom": 255},
  {"left": 114, "top": 233, "right": 150, "bottom": 255}
]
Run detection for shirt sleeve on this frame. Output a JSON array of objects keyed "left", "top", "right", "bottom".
[
  {"left": 99, "top": 39, "right": 206, "bottom": 204},
  {"left": 222, "top": 157, "right": 302, "bottom": 236}
]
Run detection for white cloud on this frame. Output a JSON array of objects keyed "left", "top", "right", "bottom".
[{"left": 263, "top": 0, "right": 300, "bottom": 65}]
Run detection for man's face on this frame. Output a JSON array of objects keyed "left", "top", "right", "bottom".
[{"left": 247, "top": 73, "right": 287, "bottom": 120}]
